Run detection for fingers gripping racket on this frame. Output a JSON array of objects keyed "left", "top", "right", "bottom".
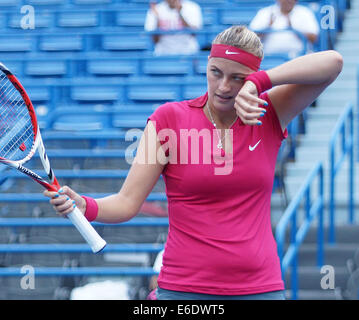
[{"left": 0, "top": 62, "right": 106, "bottom": 253}]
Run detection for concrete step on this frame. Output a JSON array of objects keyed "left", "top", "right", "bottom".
[
  {"left": 336, "top": 47, "right": 359, "bottom": 57},
  {"left": 336, "top": 32, "right": 359, "bottom": 42},
  {"left": 317, "top": 97, "right": 356, "bottom": 108},
  {"left": 306, "top": 109, "right": 345, "bottom": 122},
  {"left": 316, "top": 98, "right": 355, "bottom": 109},
  {"left": 279, "top": 225, "right": 359, "bottom": 299},
  {"left": 285, "top": 173, "right": 357, "bottom": 194},
  {"left": 285, "top": 161, "right": 358, "bottom": 177},
  {"left": 307, "top": 106, "right": 345, "bottom": 116},
  {"left": 303, "top": 119, "right": 339, "bottom": 135},
  {"left": 332, "top": 67, "right": 357, "bottom": 78},
  {"left": 284, "top": 176, "right": 358, "bottom": 207},
  {"left": 284, "top": 266, "right": 348, "bottom": 291},
  {"left": 297, "top": 244, "right": 359, "bottom": 266},
  {"left": 294, "top": 132, "right": 342, "bottom": 144},
  {"left": 301, "top": 225, "right": 359, "bottom": 244},
  {"left": 285, "top": 289, "right": 340, "bottom": 300},
  {"left": 347, "top": 0, "right": 359, "bottom": 10},
  {"left": 271, "top": 200, "right": 358, "bottom": 225},
  {"left": 279, "top": 1, "right": 359, "bottom": 300},
  {"left": 284, "top": 173, "right": 355, "bottom": 193},
  {"left": 292, "top": 146, "right": 330, "bottom": 162},
  {"left": 324, "top": 80, "right": 357, "bottom": 89},
  {"left": 335, "top": 40, "right": 359, "bottom": 50},
  {"left": 294, "top": 135, "right": 331, "bottom": 147},
  {"left": 292, "top": 146, "right": 353, "bottom": 163}
]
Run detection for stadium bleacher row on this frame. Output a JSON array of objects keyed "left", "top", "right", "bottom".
[
  {"left": 0, "top": 0, "right": 350, "bottom": 300},
  {"left": 4, "top": 53, "right": 289, "bottom": 77}
]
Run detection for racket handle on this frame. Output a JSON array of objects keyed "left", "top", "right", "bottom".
[{"left": 67, "top": 206, "right": 107, "bottom": 253}]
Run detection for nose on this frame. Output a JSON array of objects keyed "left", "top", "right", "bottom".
[{"left": 218, "top": 77, "right": 231, "bottom": 93}]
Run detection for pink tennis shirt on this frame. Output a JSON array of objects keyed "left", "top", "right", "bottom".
[{"left": 147, "top": 92, "right": 287, "bottom": 295}]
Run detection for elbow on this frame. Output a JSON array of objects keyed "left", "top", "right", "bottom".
[
  {"left": 121, "top": 202, "right": 140, "bottom": 223},
  {"left": 329, "top": 50, "right": 343, "bottom": 79}
]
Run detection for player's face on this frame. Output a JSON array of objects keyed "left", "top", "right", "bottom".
[
  {"left": 166, "top": 0, "right": 179, "bottom": 9},
  {"left": 278, "top": 0, "right": 297, "bottom": 13},
  {"left": 206, "top": 57, "right": 253, "bottom": 113}
]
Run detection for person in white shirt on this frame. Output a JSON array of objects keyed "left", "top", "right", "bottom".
[
  {"left": 144, "top": 0, "right": 203, "bottom": 55},
  {"left": 147, "top": 249, "right": 164, "bottom": 300},
  {"left": 249, "top": 0, "right": 319, "bottom": 58}
]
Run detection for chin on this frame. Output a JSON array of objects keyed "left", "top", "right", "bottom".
[{"left": 213, "top": 96, "right": 235, "bottom": 112}]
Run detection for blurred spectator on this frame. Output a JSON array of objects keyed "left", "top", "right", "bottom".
[
  {"left": 147, "top": 249, "right": 164, "bottom": 300},
  {"left": 144, "top": 0, "right": 203, "bottom": 55},
  {"left": 249, "top": 0, "right": 319, "bottom": 58}
]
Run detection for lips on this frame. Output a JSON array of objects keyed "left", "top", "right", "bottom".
[{"left": 215, "top": 94, "right": 232, "bottom": 101}]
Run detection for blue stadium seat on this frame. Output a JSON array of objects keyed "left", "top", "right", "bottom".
[
  {"left": 231, "top": 0, "right": 273, "bottom": 8},
  {"left": 142, "top": 57, "right": 193, "bottom": 76},
  {"left": 0, "top": 0, "right": 18, "bottom": 7},
  {"left": 219, "top": 8, "right": 258, "bottom": 26},
  {"left": 202, "top": 8, "right": 218, "bottom": 27},
  {"left": 186, "top": 0, "right": 228, "bottom": 7},
  {"left": 52, "top": 114, "right": 110, "bottom": 131},
  {"left": 193, "top": 56, "right": 209, "bottom": 75},
  {"left": 116, "top": 9, "right": 147, "bottom": 29},
  {"left": 261, "top": 54, "right": 290, "bottom": 70},
  {"left": 112, "top": 111, "right": 152, "bottom": 129},
  {"left": 26, "top": 0, "right": 67, "bottom": 6},
  {"left": 87, "top": 59, "right": 139, "bottom": 77},
  {"left": 0, "top": 36, "right": 33, "bottom": 52},
  {"left": 57, "top": 11, "right": 100, "bottom": 28},
  {"left": 39, "top": 35, "right": 84, "bottom": 51},
  {"left": 8, "top": 13, "right": 53, "bottom": 29},
  {"left": 112, "top": 116, "right": 147, "bottom": 130},
  {"left": 127, "top": 85, "right": 179, "bottom": 103},
  {"left": 183, "top": 84, "right": 207, "bottom": 100},
  {"left": 25, "top": 61, "right": 68, "bottom": 77},
  {"left": 73, "top": 0, "right": 113, "bottom": 5},
  {"left": 71, "top": 85, "right": 121, "bottom": 103},
  {"left": 26, "top": 86, "right": 52, "bottom": 103},
  {"left": 1, "top": 61, "right": 22, "bottom": 77},
  {"left": 102, "top": 34, "right": 151, "bottom": 51}
]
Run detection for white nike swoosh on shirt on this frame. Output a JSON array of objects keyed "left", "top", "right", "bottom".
[
  {"left": 225, "top": 50, "right": 240, "bottom": 55},
  {"left": 249, "top": 139, "right": 261, "bottom": 151}
]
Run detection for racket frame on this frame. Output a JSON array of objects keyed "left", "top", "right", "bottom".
[{"left": 0, "top": 62, "right": 106, "bottom": 253}]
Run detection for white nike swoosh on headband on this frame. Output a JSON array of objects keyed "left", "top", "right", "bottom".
[{"left": 225, "top": 50, "right": 240, "bottom": 55}]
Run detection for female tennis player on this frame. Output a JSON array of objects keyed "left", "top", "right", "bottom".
[{"left": 44, "top": 25, "right": 343, "bottom": 300}]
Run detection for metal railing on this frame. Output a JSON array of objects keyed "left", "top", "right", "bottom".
[
  {"left": 275, "top": 161, "right": 325, "bottom": 300},
  {"left": 329, "top": 102, "right": 354, "bottom": 243},
  {"left": 357, "top": 64, "right": 359, "bottom": 162}
]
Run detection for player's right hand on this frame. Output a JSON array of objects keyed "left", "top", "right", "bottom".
[
  {"left": 234, "top": 80, "right": 268, "bottom": 126},
  {"left": 43, "top": 186, "right": 86, "bottom": 217}
]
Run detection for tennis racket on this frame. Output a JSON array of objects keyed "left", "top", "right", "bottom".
[{"left": 0, "top": 62, "right": 106, "bottom": 253}]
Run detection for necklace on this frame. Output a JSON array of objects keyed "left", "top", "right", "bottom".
[{"left": 206, "top": 104, "right": 238, "bottom": 150}]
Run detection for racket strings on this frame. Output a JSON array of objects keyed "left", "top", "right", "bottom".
[{"left": 0, "top": 73, "right": 34, "bottom": 161}]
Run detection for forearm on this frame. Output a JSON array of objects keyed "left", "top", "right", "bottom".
[
  {"left": 178, "top": 12, "right": 191, "bottom": 28},
  {"left": 47, "top": 121, "right": 164, "bottom": 224},
  {"left": 305, "top": 32, "right": 318, "bottom": 44},
  {"left": 267, "top": 50, "right": 343, "bottom": 86},
  {"left": 95, "top": 192, "right": 140, "bottom": 224}
]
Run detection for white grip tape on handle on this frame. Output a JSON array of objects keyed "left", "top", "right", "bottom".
[{"left": 67, "top": 206, "right": 106, "bottom": 253}]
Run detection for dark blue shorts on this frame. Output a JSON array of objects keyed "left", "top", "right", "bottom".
[{"left": 156, "top": 287, "right": 285, "bottom": 300}]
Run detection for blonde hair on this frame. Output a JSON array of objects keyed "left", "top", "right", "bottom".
[{"left": 212, "top": 25, "right": 264, "bottom": 59}]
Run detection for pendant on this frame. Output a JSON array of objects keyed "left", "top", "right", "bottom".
[{"left": 217, "top": 141, "right": 223, "bottom": 149}]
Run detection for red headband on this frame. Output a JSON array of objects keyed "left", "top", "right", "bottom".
[{"left": 209, "top": 44, "right": 261, "bottom": 71}]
